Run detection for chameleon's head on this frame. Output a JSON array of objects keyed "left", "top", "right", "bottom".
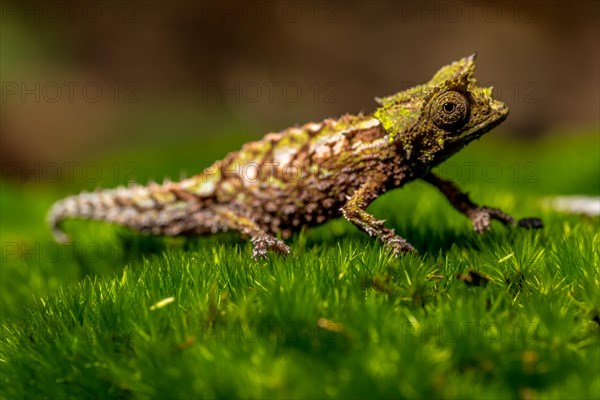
[{"left": 374, "top": 54, "right": 508, "bottom": 164}]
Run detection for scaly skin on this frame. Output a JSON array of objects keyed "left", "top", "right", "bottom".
[{"left": 48, "top": 54, "right": 542, "bottom": 259}]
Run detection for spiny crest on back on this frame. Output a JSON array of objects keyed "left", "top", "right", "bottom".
[
  {"left": 375, "top": 53, "right": 477, "bottom": 108},
  {"left": 426, "top": 53, "right": 477, "bottom": 90}
]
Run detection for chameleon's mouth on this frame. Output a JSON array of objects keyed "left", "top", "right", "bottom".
[{"left": 490, "top": 98, "right": 510, "bottom": 120}]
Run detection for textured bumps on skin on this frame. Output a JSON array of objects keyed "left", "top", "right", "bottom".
[{"left": 48, "top": 55, "right": 540, "bottom": 259}]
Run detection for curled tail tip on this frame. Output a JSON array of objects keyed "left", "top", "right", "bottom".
[
  {"left": 51, "top": 228, "right": 71, "bottom": 244},
  {"left": 47, "top": 213, "right": 71, "bottom": 243},
  {"left": 47, "top": 200, "right": 70, "bottom": 243}
]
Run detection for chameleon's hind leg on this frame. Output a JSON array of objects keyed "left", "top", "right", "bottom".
[
  {"left": 423, "top": 172, "right": 542, "bottom": 232},
  {"left": 214, "top": 207, "right": 290, "bottom": 260}
]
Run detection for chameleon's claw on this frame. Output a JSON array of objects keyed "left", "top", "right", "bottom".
[
  {"left": 469, "top": 206, "right": 515, "bottom": 233},
  {"left": 251, "top": 235, "right": 290, "bottom": 260},
  {"left": 471, "top": 209, "right": 492, "bottom": 233},
  {"left": 470, "top": 207, "right": 543, "bottom": 232}
]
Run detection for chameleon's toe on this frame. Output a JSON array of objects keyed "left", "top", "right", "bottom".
[
  {"left": 470, "top": 207, "right": 515, "bottom": 233},
  {"left": 487, "top": 207, "right": 515, "bottom": 226},
  {"left": 384, "top": 235, "right": 416, "bottom": 256},
  {"left": 518, "top": 217, "right": 543, "bottom": 229},
  {"left": 271, "top": 240, "right": 291, "bottom": 255},
  {"left": 251, "top": 235, "right": 290, "bottom": 260},
  {"left": 470, "top": 209, "right": 492, "bottom": 233}
]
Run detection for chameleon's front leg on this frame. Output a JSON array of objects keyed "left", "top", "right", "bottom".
[
  {"left": 215, "top": 208, "right": 290, "bottom": 260},
  {"left": 423, "top": 172, "right": 542, "bottom": 232},
  {"left": 341, "top": 174, "right": 416, "bottom": 255}
]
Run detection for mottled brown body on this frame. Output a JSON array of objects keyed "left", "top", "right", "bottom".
[
  {"left": 48, "top": 55, "right": 541, "bottom": 259},
  {"left": 188, "top": 115, "right": 398, "bottom": 236}
]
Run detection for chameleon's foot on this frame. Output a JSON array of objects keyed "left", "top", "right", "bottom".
[
  {"left": 518, "top": 217, "right": 543, "bottom": 229},
  {"left": 469, "top": 206, "right": 515, "bottom": 233},
  {"left": 383, "top": 234, "right": 416, "bottom": 256},
  {"left": 251, "top": 235, "right": 290, "bottom": 260}
]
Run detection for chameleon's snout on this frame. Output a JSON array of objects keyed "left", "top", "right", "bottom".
[{"left": 491, "top": 98, "right": 509, "bottom": 118}]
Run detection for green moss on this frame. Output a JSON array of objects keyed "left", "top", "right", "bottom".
[{"left": 1, "top": 131, "right": 598, "bottom": 399}]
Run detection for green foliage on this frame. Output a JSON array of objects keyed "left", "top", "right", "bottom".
[{"left": 1, "top": 132, "right": 598, "bottom": 399}]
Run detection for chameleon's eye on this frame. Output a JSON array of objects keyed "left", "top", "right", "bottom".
[
  {"left": 430, "top": 91, "right": 469, "bottom": 130},
  {"left": 443, "top": 102, "right": 455, "bottom": 113}
]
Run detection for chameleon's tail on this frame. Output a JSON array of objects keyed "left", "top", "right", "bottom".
[{"left": 47, "top": 182, "right": 195, "bottom": 242}]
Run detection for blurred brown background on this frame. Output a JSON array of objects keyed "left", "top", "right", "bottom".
[{"left": 1, "top": 0, "right": 599, "bottom": 172}]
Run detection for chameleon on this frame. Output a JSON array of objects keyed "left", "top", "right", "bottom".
[{"left": 48, "top": 54, "right": 542, "bottom": 259}]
